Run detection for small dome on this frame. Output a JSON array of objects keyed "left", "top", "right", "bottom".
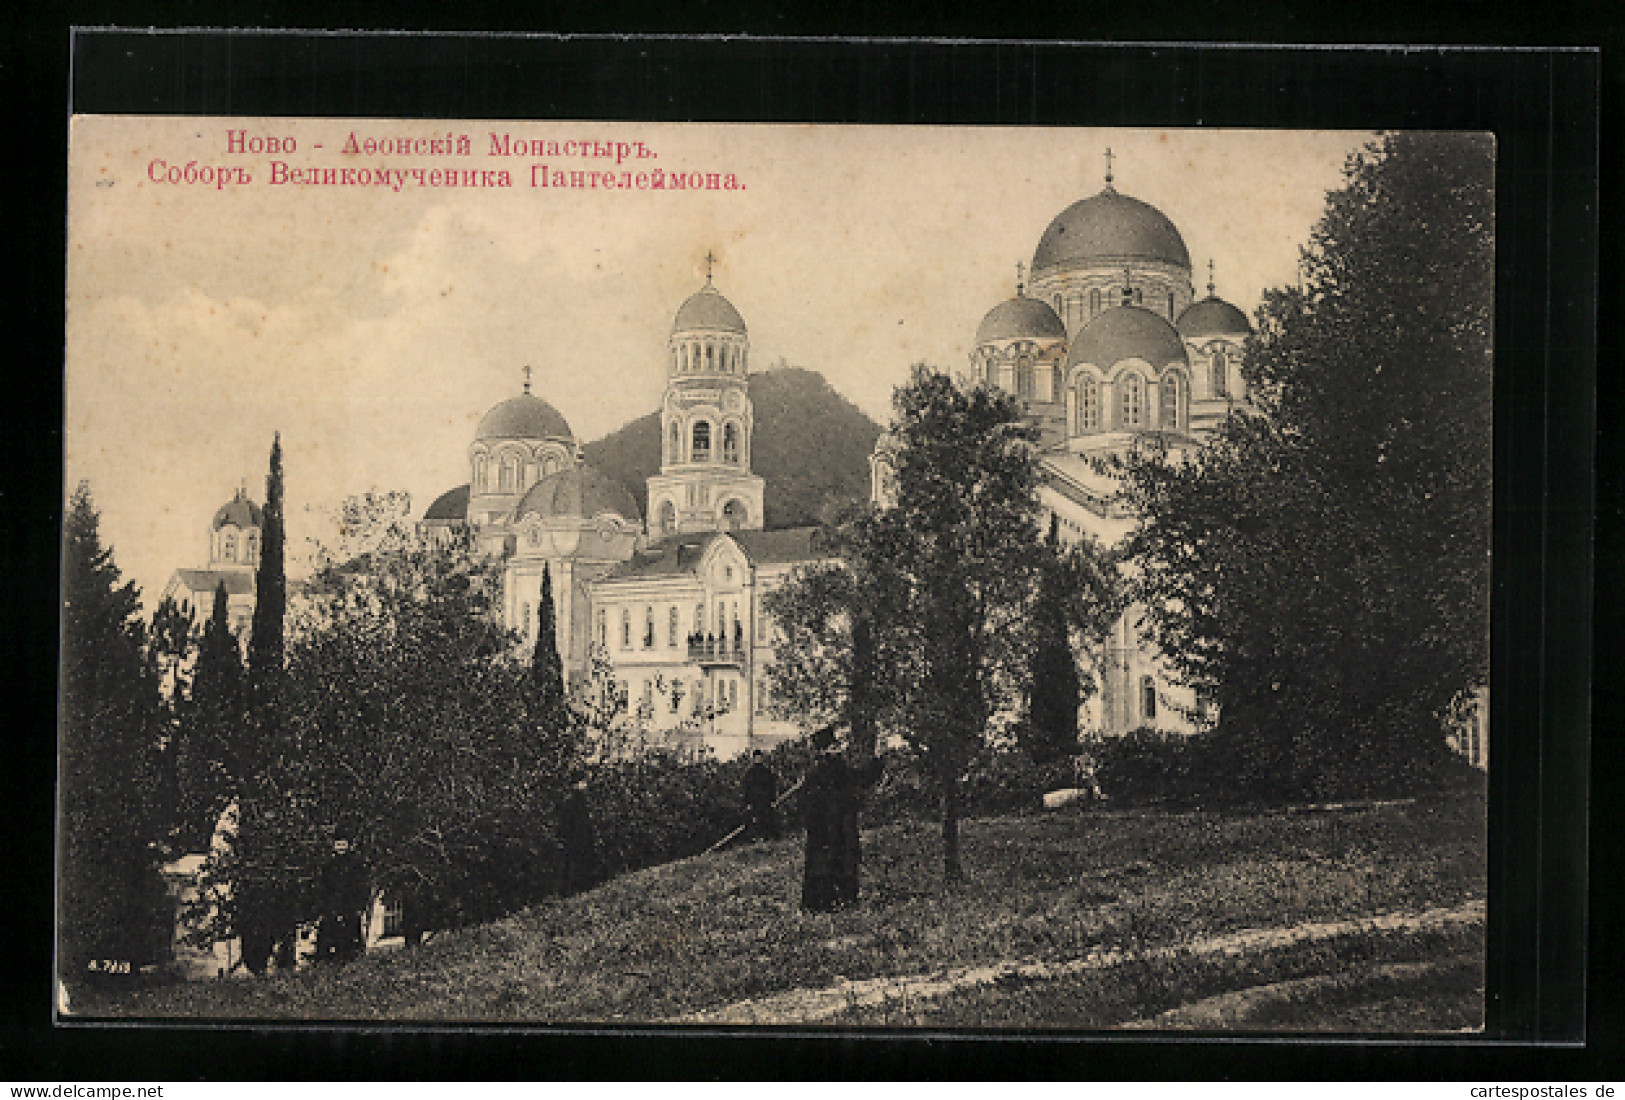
[
  {"left": 212, "top": 490, "right": 263, "bottom": 531},
  {"left": 1032, "top": 187, "right": 1191, "bottom": 275},
  {"left": 672, "top": 285, "right": 747, "bottom": 336},
  {"left": 423, "top": 484, "right": 470, "bottom": 522},
  {"left": 1176, "top": 296, "right": 1253, "bottom": 339},
  {"left": 516, "top": 463, "right": 641, "bottom": 523},
  {"left": 476, "top": 392, "right": 574, "bottom": 442},
  {"left": 975, "top": 294, "right": 1067, "bottom": 345},
  {"left": 1068, "top": 306, "right": 1191, "bottom": 370}
]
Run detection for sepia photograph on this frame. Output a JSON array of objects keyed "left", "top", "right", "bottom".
[{"left": 60, "top": 115, "right": 1492, "bottom": 1031}]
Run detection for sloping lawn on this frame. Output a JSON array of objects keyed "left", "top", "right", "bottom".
[{"left": 76, "top": 792, "right": 1484, "bottom": 1027}]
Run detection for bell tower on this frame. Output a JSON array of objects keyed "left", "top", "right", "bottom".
[{"left": 646, "top": 254, "right": 766, "bottom": 540}]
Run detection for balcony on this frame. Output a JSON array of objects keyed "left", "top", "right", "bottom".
[{"left": 687, "top": 632, "right": 744, "bottom": 668}]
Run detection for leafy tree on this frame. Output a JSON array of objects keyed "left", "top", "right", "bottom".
[
  {"left": 1115, "top": 132, "right": 1493, "bottom": 800},
  {"left": 59, "top": 482, "right": 167, "bottom": 983},
  {"left": 768, "top": 368, "right": 1118, "bottom": 883},
  {"left": 1024, "top": 517, "right": 1083, "bottom": 764}
]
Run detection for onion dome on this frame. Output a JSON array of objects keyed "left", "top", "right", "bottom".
[
  {"left": 516, "top": 463, "right": 641, "bottom": 522},
  {"left": 975, "top": 293, "right": 1067, "bottom": 345},
  {"left": 1032, "top": 186, "right": 1191, "bottom": 275},
  {"left": 672, "top": 284, "right": 747, "bottom": 336},
  {"left": 1176, "top": 296, "right": 1253, "bottom": 339},
  {"left": 476, "top": 391, "right": 574, "bottom": 442},
  {"left": 1067, "top": 305, "right": 1190, "bottom": 370},
  {"left": 423, "top": 484, "right": 470, "bottom": 522},
  {"left": 212, "top": 487, "right": 263, "bottom": 530}
]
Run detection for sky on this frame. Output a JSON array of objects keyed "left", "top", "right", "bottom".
[{"left": 65, "top": 117, "right": 1372, "bottom": 608}]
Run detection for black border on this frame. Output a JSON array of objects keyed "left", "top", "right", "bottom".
[{"left": 12, "top": 22, "right": 1607, "bottom": 1081}]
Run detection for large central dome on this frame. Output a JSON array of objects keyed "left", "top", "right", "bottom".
[
  {"left": 1032, "top": 186, "right": 1191, "bottom": 274},
  {"left": 672, "top": 285, "right": 747, "bottom": 336},
  {"left": 477, "top": 392, "right": 574, "bottom": 442}
]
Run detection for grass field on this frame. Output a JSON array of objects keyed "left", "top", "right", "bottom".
[{"left": 75, "top": 792, "right": 1485, "bottom": 1030}]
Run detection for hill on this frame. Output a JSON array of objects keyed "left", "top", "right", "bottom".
[
  {"left": 78, "top": 795, "right": 1485, "bottom": 1027},
  {"left": 581, "top": 367, "right": 883, "bottom": 529}
]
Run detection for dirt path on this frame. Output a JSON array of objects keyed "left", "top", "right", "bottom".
[{"left": 673, "top": 897, "right": 1485, "bottom": 1026}]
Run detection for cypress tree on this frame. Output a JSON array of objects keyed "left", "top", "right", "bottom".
[
  {"left": 59, "top": 482, "right": 166, "bottom": 983},
  {"left": 176, "top": 581, "right": 244, "bottom": 850},
  {"left": 1026, "top": 514, "right": 1081, "bottom": 765},
  {"left": 530, "top": 564, "right": 566, "bottom": 716}
]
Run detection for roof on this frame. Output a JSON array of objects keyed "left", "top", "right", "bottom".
[
  {"left": 1032, "top": 186, "right": 1191, "bottom": 274},
  {"left": 516, "top": 463, "right": 641, "bottom": 522},
  {"left": 1176, "top": 295, "right": 1253, "bottom": 338},
  {"left": 476, "top": 392, "right": 574, "bottom": 442},
  {"left": 212, "top": 490, "right": 262, "bottom": 530},
  {"left": 423, "top": 483, "right": 470, "bottom": 522},
  {"left": 172, "top": 569, "right": 255, "bottom": 598},
  {"left": 600, "top": 526, "right": 832, "bottom": 582},
  {"left": 1067, "top": 305, "right": 1190, "bottom": 371},
  {"left": 671, "top": 284, "right": 747, "bottom": 336},
  {"left": 975, "top": 294, "right": 1067, "bottom": 345}
]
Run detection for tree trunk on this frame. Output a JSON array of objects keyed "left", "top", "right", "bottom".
[{"left": 941, "top": 778, "right": 963, "bottom": 886}]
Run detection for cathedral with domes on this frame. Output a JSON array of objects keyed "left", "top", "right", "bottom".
[{"left": 875, "top": 158, "right": 1255, "bottom": 736}]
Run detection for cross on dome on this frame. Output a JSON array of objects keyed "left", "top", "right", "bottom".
[
  {"left": 1208, "top": 259, "right": 1217, "bottom": 297},
  {"left": 1104, "top": 147, "right": 1115, "bottom": 188},
  {"left": 703, "top": 249, "right": 717, "bottom": 286},
  {"left": 1015, "top": 260, "right": 1026, "bottom": 296},
  {"left": 523, "top": 365, "right": 533, "bottom": 394}
]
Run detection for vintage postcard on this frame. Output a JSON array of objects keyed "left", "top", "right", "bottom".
[{"left": 61, "top": 116, "right": 1491, "bottom": 1030}]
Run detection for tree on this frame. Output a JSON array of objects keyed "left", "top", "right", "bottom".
[
  {"left": 1115, "top": 132, "right": 1493, "bottom": 799},
  {"left": 1024, "top": 516, "right": 1083, "bottom": 764},
  {"left": 59, "top": 482, "right": 167, "bottom": 984},
  {"left": 530, "top": 564, "right": 566, "bottom": 716},
  {"left": 768, "top": 368, "right": 1117, "bottom": 883},
  {"left": 147, "top": 594, "right": 197, "bottom": 846},
  {"left": 174, "top": 581, "right": 244, "bottom": 850},
  {"left": 236, "top": 432, "right": 291, "bottom": 973}
]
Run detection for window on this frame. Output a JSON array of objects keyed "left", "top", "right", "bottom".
[
  {"left": 381, "top": 899, "right": 403, "bottom": 939},
  {"left": 1212, "top": 349, "right": 1229, "bottom": 397},
  {"left": 642, "top": 679, "right": 654, "bottom": 712},
  {"left": 695, "top": 602, "right": 705, "bottom": 637},
  {"left": 244, "top": 533, "right": 258, "bottom": 563},
  {"left": 621, "top": 610, "right": 632, "bottom": 650},
  {"left": 706, "top": 344, "right": 714, "bottom": 371},
  {"left": 596, "top": 609, "right": 606, "bottom": 647},
  {"left": 1168, "top": 291, "right": 1176, "bottom": 319},
  {"left": 1016, "top": 358, "right": 1034, "bottom": 400},
  {"left": 756, "top": 679, "right": 769, "bottom": 715},
  {"left": 660, "top": 501, "right": 677, "bottom": 536},
  {"left": 1119, "top": 374, "right": 1143, "bottom": 428},
  {"left": 644, "top": 606, "right": 655, "bottom": 649},
  {"left": 1159, "top": 375, "right": 1179, "bottom": 430},
  {"left": 1140, "top": 676, "right": 1157, "bottom": 721},
  {"left": 1089, "top": 288, "right": 1101, "bottom": 317},
  {"left": 756, "top": 604, "right": 768, "bottom": 642},
  {"left": 667, "top": 607, "right": 679, "bottom": 648},
  {"left": 221, "top": 531, "right": 237, "bottom": 561},
  {"left": 669, "top": 421, "right": 682, "bottom": 463},
  {"left": 475, "top": 455, "right": 487, "bottom": 489},
  {"left": 722, "top": 422, "right": 740, "bottom": 464},
  {"left": 692, "top": 421, "right": 711, "bottom": 462},
  {"left": 1077, "top": 378, "right": 1100, "bottom": 432},
  {"left": 721, "top": 500, "right": 745, "bottom": 530},
  {"left": 521, "top": 603, "right": 531, "bottom": 642}
]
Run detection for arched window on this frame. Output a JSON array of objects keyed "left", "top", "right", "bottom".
[
  {"left": 474, "top": 455, "right": 487, "bottom": 490},
  {"left": 1159, "top": 374, "right": 1180, "bottom": 430},
  {"left": 1016, "top": 357, "right": 1035, "bottom": 401},
  {"left": 1212, "top": 349, "right": 1229, "bottom": 397},
  {"left": 621, "top": 609, "right": 632, "bottom": 650},
  {"left": 659, "top": 500, "right": 676, "bottom": 536},
  {"left": 1168, "top": 291, "right": 1176, "bottom": 319},
  {"left": 1119, "top": 374, "right": 1143, "bottom": 428},
  {"left": 722, "top": 422, "right": 740, "bottom": 464},
  {"left": 644, "top": 606, "right": 655, "bottom": 649},
  {"left": 1140, "top": 676, "right": 1158, "bottom": 721},
  {"left": 499, "top": 456, "right": 516, "bottom": 492},
  {"left": 1077, "top": 378, "right": 1101, "bottom": 432},
  {"left": 691, "top": 421, "right": 711, "bottom": 462},
  {"left": 721, "top": 499, "right": 745, "bottom": 530},
  {"left": 244, "top": 533, "right": 258, "bottom": 564},
  {"left": 1089, "top": 288, "right": 1101, "bottom": 317},
  {"left": 668, "top": 606, "right": 680, "bottom": 648},
  {"left": 706, "top": 344, "right": 714, "bottom": 371},
  {"left": 221, "top": 531, "right": 237, "bottom": 561}
]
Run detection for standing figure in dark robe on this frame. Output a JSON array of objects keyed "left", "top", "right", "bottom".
[
  {"left": 314, "top": 838, "right": 367, "bottom": 965},
  {"left": 742, "top": 750, "right": 779, "bottom": 842},
  {"left": 558, "top": 779, "right": 599, "bottom": 895},
  {"left": 800, "top": 726, "right": 883, "bottom": 912}
]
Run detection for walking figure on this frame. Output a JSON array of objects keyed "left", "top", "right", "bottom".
[{"left": 800, "top": 725, "right": 882, "bottom": 912}]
